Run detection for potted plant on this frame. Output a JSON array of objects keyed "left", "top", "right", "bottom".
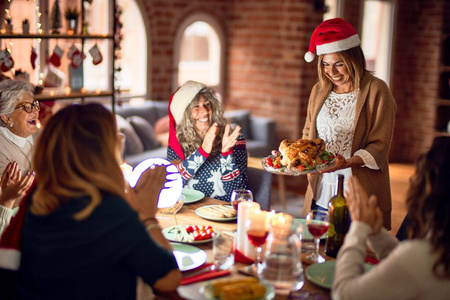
[
  {"left": 22, "top": 19, "right": 29, "bottom": 34},
  {"left": 64, "top": 7, "right": 79, "bottom": 34},
  {"left": 5, "top": 17, "right": 13, "bottom": 34}
]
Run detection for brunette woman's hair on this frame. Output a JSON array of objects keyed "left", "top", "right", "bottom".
[
  {"left": 406, "top": 136, "right": 450, "bottom": 278},
  {"left": 31, "top": 103, "right": 126, "bottom": 220},
  {"left": 317, "top": 46, "right": 371, "bottom": 92},
  {"left": 176, "top": 87, "right": 227, "bottom": 157}
]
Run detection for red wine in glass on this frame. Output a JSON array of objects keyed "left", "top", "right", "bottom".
[
  {"left": 247, "top": 229, "right": 269, "bottom": 247},
  {"left": 232, "top": 199, "right": 242, "bottom": 211},
  {"left": 307, "top": 223, "right": 329, "bottom": 238}
]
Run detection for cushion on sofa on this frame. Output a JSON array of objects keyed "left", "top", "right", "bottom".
[
  {"left": 224, "top": 110, "right": 252, "bottom": 140},
  {"left": 126, "top": 116, "right": 161, "bottom": 150},
  {"left": 116, "top": 115, "right": 144, "bottom": 155}
]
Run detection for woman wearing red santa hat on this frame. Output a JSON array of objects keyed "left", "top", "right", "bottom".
[
  {"left": 302, "top": 18, "right": 396, "bottom": 230},
  {"left": 167, "top": 81, "right": 249, "bottom": 201}
]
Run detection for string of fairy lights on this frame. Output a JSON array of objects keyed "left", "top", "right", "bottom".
[{"left": 2, "top": 0, "right": 44, "bottom": 85}]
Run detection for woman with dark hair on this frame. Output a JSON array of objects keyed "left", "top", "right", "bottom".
[
  {"left": 332, "top": 137, "right": 450, "bottom": 299},
  {"left": 0, "top": 103, "right": 181, "bottom": 299},
  {"left": 167, "top": 80, "right": 249, "bottom": 201},
  {"left": 302, "top": 18, "right": 396, "bottom": 229}
]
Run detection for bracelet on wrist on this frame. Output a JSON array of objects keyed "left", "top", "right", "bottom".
[
  {"left": 142, "top": 217, "right": 158, "bottom": 225},
  {"left": 146, "top": 223, "right": 162, "bottom": 231}
]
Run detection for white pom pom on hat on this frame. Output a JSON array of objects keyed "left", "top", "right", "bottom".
[
  {"left": 304, "top": 51, "right": 315, "bottom": 63},
  {"left": 304, "top": 18, "right": 361, "bottom": 63}
]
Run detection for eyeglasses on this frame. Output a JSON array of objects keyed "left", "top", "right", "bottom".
[{"left": 15, "top": 101, "right": 40, "bottom": 113}]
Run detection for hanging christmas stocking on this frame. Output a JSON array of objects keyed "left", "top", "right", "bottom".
[
  {"left": 0, "top": 49, "right": 15, "bottom": 72},
  {"left": 30, "top": 47, "right": 37, "bottom": 70},
  {"left": 49, "top": 45, "right": 64, "bottom": 67},
  {"left": 89, "top": 44, "right": 103, "bottom": 65},
  {"left": 67, "top": 45, "right": 85, "bottom": 69}
]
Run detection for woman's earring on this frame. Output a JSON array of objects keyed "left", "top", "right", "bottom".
[{"left": 9, "top": 123, "right": 13, "bottom": 127}]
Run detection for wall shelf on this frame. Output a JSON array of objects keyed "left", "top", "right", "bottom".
[
  {"left": 36, "top": 91, "right": 114, "bottom": 101},
  {"left": 0, "top": 33, "right": 113, "bottom": 39},
  {"left": 437, "top": 99, "right": 450, "bottom": 106}
]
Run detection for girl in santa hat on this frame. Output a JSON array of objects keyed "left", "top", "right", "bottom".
[
  {"left": 302, "top": 18, "right": 396, "bottom": 230},
  {"left": 167, "top": 81, "right": 249, "bottom": 201}
]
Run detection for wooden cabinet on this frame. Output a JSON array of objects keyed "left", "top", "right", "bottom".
[
  {"left": 435, "top": 3, "right": 450, "bottom": 137},
  {"left": 0, "top": 0, "right": 117, "bottom": 110}
]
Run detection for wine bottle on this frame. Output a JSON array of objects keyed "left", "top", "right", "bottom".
[{"left": 325, "top": 174, "right": 350, "bottom": 258}]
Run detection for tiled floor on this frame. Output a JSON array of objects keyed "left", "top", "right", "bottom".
[{"left": 267, "top": 163, "right": 415, "bottom": 236}]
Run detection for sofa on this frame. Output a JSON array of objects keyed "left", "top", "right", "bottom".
[{"left": 113, "top": 101, "right": 276, "bottom": 167}]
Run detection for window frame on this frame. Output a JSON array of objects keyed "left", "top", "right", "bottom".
[{"left": 173, "top": 12, "right": 226, "bottom": 97}]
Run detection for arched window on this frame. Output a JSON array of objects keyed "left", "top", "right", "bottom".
[
  {"left": 361, "top": 0, "right": 395, "bottom": 85},
  {"left": 174, "top": 13, "right": 225, "bottom": 97},
  {"left": 83, "top": 0, "right": 147, "bottom": 99}
]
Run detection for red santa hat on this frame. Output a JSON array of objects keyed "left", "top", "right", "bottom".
[
  {"left": 168, "top": 80, "right": 206, "bottom": 159},
  {"left": 304, "top": 18, "right": 361, "bottom": 63}
]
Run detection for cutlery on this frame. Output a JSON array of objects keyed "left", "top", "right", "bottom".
[{"left": 182, "top": 265, "right": 216, "bottom": 278}]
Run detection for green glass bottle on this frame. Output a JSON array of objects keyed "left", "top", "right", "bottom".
[{"left": 325, "top": 174, "right": 350, "bottom": 258}]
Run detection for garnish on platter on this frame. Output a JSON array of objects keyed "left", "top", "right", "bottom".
[
  {"left": 262, "top": 138, "right": 337, "bottom": 176},
  {"left": 162, "top": 225, "right": 217, "bottom": 244}
]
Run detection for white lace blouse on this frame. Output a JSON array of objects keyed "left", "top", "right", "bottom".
[{"left": 314, "top": 91, "right": 379, "bottom": 208}]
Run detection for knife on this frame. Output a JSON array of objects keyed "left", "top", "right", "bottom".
[{"left": 182, "top": 265, "right": 216, "bottom": 278}]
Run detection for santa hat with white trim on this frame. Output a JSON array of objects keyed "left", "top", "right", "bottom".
[
  {"left": 304, "top": 18, "right": 361, "bottom": 63},
  {"left": 168, "top": 80, "right": 206, "bottom": 159}
]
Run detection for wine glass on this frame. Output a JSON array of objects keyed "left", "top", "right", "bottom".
[
  {"left": 305, "top": 210, "right": 330, "bottom": 263},
  {"left": 230, "top": 189, "right": 253, "bottom": 214},
  {"left": 245, "top": 209, "right": 269, "bottom": 275}
]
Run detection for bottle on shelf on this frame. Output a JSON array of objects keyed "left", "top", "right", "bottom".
[{"left": 325, "top": 174, "right": 350, "bottom": 258}]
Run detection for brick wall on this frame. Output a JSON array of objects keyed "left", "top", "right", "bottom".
[
  {"left": 390, "top": 0, "right": 444, "bottom": 161},
  {"left": 122, "top": 0, "right": 447, "bottom": 163}
]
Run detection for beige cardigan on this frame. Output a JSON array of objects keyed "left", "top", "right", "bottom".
[{"left": 302, "top": 73, "right": 397, "bottom": 230}]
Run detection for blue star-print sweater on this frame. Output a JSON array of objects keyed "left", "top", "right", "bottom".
[{"left": 168, "top": 135, "right": 249, "bottom": 202}]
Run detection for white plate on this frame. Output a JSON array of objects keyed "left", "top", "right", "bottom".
[
  {"left": 163, "top": 225, "right": 218, "bottom": 244},
  {"left": 306, "top": 260, "right": 373, "bottom": 289},
  {"left": 182, "top": 188, "right": 205, "bottom": 204},
  {"left": 201, "top": 281, "right": 275, "bottom": 300},
  {"left": 171, "top": 242, "right": 207, "bottom": 272},
  {"left": 195, "top": 205, "right": 237, "bottom": 222},
  {"left": 261, "top": 155, "right": 337, "bottom": 176}
]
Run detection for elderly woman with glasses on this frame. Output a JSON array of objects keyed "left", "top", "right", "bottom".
[{"left": 0, "top": 79, "right": 39, "bottom": 176}]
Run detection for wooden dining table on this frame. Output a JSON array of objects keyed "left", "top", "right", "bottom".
[{"left": 155, "top": 196, "right": 332, "bottom": 300}]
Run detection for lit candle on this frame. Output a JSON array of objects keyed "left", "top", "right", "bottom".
[
  {"left": 80, "top": 87, "right": 86, "bottom": 94},
  {"left": 271, "top": 212, "right": 293, "bottom": 234},
  {"left": 95, "top": 88, "right": 101, "bottom": 94},
  {"left": 65, "top": 87, "right": 71, "bottom": 95},
  {"left": 236, "top": 201, "right": 260, "bottom": 260},
  {"left": 49, "top": 90, "right": 55, "bottom": 96}
]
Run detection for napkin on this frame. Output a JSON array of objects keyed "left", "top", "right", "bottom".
[
  {"left": 180, "top": 263, "right": 230, "bottom": 285},
  {"left": 365, "top": 256, "right": 380, "bottom": 265},
  {"left": 234, "top": 248, "right": 254, "bottom": 264}
]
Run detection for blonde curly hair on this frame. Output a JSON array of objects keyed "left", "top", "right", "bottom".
[{"left": 176, "top": 87, "right": 228, "bottom": 157}]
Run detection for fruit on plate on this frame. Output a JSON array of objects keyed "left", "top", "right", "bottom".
[
  {"left": 210, "top": 277, "right": 260, "bottom": 298},
  {"left": 168, "top": 225, "right": 214, "bottom": 242},
  {"left": 197, "top": 205, "right": 236, "bottom": 218}
]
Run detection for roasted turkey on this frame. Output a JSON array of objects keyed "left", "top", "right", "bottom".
[{"left": 279, "top": 138, "right": 326, "bottom": 169}]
